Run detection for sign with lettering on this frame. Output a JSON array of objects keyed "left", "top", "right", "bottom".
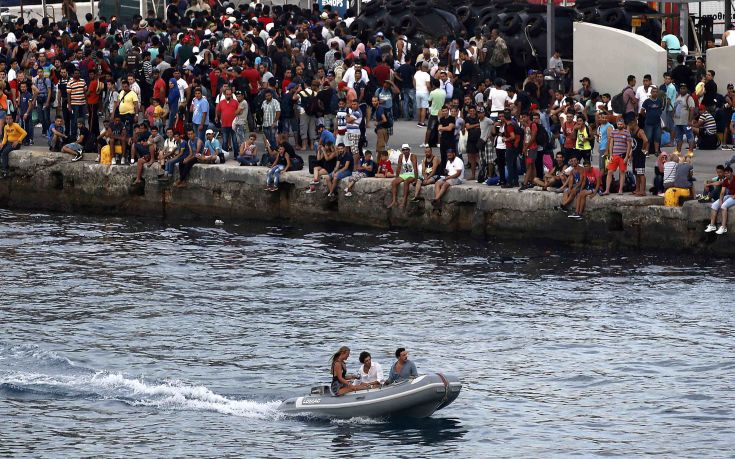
[{"left": 319, "top": 0, "right": 348, "bottom": 18}]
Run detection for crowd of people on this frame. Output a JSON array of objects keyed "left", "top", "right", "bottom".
[{"left": 0, "top": 1, "right": 733, "bottom": 226}]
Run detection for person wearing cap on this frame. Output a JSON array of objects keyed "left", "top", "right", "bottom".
[
  {"left": 204, "top": 129, "right": 225, "bottom": 164},
  {"left": 387, "top": 144, "right": 418, "bottom": 209},
  {"left": 432, "top": 148, "right": 464, "bottom": 209}
]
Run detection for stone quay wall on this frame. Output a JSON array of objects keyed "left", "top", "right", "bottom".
[{"left": 0, "top": 151, "right": 727, "bottom": 254}]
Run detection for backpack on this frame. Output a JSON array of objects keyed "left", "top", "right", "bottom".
[
  {"left": 300, "top": 89, "right": 319, "bottom": 117},
  {"left": 289, "top": 152, "right": 304, "bottom": 170},
  {"left": 611, "top": 89, "right": 626, "bottom": 114},
  {"left": 534, "top": 122, "right": 549, "bottom": 150}
]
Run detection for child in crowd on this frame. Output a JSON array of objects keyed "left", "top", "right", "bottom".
[
  {"left": 696, "top": 164, "right": 725, "bottom": 202},
  {"left": 374, "top": 151, "right": 395, "bottom": 178}
]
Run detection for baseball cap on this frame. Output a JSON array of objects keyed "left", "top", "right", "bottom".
[
  {"left": 401, "top": 143, "right": 410, "bottom": 150},
  {"left": 286, "top": 82, "right": 297, "bottom": 90},
  {"left": 206, "top": 129, "right": 214, "bottom": 135}
]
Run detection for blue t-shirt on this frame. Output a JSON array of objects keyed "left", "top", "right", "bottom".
[
  {"left": 191, "top": 97, "right": 209, "bottom": 125},
  {"left": 319, "top": 129, "right": 335, "bottom": 145},
  {"left": 642, "top": 98, "right": 663, "bottom": 125},
  {"left": 204, "top": 138, "right": 221, "bottom": 157},
  {"left": 48, "top": 122, "right": 63, "bottom": 141}
]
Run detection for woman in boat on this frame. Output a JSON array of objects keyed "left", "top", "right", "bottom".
[
  {"left": 357, "top": 351, "right": 383, "bottom": 388},
  {"left": 385, "top": 347, "right": 419, "bottom": 385},
  {"left": 330, "top": 346, "right": 370, "bottom": 396}
]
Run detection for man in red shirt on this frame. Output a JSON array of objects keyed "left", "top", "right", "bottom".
[
  {"left": 152, "top": 69, "right": 167, "bottom": 105},
  {"left": 216, "top": 87, "right": 240, "bottom": 159},
  {"left": 241, "top": 60, "right": 260, "bottom": 97},
  {"left": 372, "top": 57, "right": 391, "bottom": 86},
  {"left": 86, "top": 69, "right": 102, "bottom": 137},
  {"left": 520, "top": 112, "right": 538, "bottom": 190}
]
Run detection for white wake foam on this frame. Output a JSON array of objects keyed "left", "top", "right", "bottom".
[{"left": 2, "top": 371, "right": 282, "bottom": 419}]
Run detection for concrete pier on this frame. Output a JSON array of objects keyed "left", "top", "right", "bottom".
[{"left": 0, "top": 151, "right": 728, "bottom": 254}]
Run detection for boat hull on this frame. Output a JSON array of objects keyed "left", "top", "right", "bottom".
[{"left": 278, "top": 373, "right": 461, "bottom": 419}]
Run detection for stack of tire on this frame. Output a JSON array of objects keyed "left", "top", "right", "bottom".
[{"left": 354, "top": 0, "right": 661, "bottom": 79}]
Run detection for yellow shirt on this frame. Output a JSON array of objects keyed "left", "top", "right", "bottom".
[
  {"left": 118, "top": 90, "right": 139, "bottom": 115},
  {"left": 154, "top": 105, "right": 164, "bottom": 120},
  {"left": 2, "top": 122, "right": 27, "bottom": 144}
]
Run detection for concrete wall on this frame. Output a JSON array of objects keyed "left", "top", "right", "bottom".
[
  {"left": 706, "top": 46, "right": 735, "bottom": 92},
  {"left": 0, "top": 151, "right": 730, "bottom": 254},
  {"left": 574, "top": 23, "right": 668, "bottom": 94}
]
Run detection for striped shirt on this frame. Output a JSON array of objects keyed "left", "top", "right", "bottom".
[
  {"left": 610, "top": 128, "right": 631, "bottom": 157},
  {"left": 700, "top": 112, "right": 717, "bottom": 135},
  {"left": 67, "top": 78, "right": 87, "bottom": 106}
]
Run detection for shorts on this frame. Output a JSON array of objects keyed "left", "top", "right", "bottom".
[
  {"left": 674, "top": 125, "right": 694, "bottom": 142},
  {"left": 711, "top": 196, "right": 735, "bottom": 211},
  {"left": 64, "top": 142, "right": 83, "bottom": 152},
  {"left": 335, "top": 134, "right": 347, "bottom": 145},
  {"left": 346, "top": 132, "right": 360, "bottom": 148},
  {"left": 416, "top": 92, "right": 429, "bottom": 109},
  {"left": 577, "top": 149, "right": 591, "bottom": 164},
  {"left": 330, "top": 170, "right": 352, "bottom": 181},
  {"left": 526, "top": 148, "right": 538, "bottom": 160},
  {"left": 399, "top": 172, "right": 415, "bottom": 180},
  {"left": 606, "top": 155, "right": 627, "bottom": 173},
  {"left": 525, "top": 156, "right": 534, "bottom": 166},
  {"left": 632, "top": 151, "right": 646, "bottom": 175},
  {"left": 439, "top": 177, "right": 463, "bottom": 186}
]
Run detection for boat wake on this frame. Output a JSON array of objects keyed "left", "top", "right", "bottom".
[{"left": 0, "top": 343, "right": 282, "bottom": 420}]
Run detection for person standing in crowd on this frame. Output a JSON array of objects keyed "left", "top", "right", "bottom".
[{"left": 216, "top": 87, "right": 240, "bottom": 159}]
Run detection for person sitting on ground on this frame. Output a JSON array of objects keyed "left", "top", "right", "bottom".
[
  {"left": 264, "top": 136, "right": 292, "bottom": 192},
  {"left": 556, "top": 156, "right": 584, "bottom": 213},
  {"left": 236, "top": 133, "right": 259, "bottom": 166},
  {"left": 308, "top": 143, "right": 337, "bottom": 191},
  {"left": 48, "top": 116, "right": 67, "bottom": 152},
  {"left": 204, "top": 129, "right": 225, "bottom": 164},
  {"left": 109, "top": 114, "right": 128, "bottom": 165},
  {"left": 384, "top": 347, "right": 419, "bottom": 385},
  {"left": 664, "top": 154, "right": 694, "bottom": 206},
  {"left": 0, "top": 113, "right": 27, "bottom": 178},
  {"left": 374, "top": 151, "right": 395, "bottom": 178},
  {"left": 330, "top": 346, "right": 370, "bottom": 396},
  {"left": 174, "top": 127, "right": 205, "bottom": 187},
  {"left": 432, "top": 148, "right": 464, "bottom": 209},
  {"left": 693, "top": 109, "right": 719, "bottom": 150},
  {"left": 533, "top": 152, "right": 567, "bottom": 191},
  {"left": 324, "top": 143, "right": 353, "bottom": 198},
  {"left": 569, "top": 160, "right": 602, "bottom": 219},
  {"left": 697, "top": 164, "right": 725, "bottom": 202},
  {"left": 388, "top": 144, "right": 418, "bottom": 208},
  {"left": 652, "top": 151, "right": 669, "bottom": 195},
  {"left": 705, "top": 166, "right": 735, "bottom": 235},
  {"left": 61, "top": 119, "right": 90, "bottom": 162},
  {"left": 344, "top": 150, "right": 376, "bottom": 197},
  {"left": 357, "top": 351, "right": 383, "bottom": 388},
  {"left": 412, "top": 146, "right": 441, "bottom": 201}
]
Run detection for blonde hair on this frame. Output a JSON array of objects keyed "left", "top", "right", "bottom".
[{"left": 330, "top": 346, "right": 350, "bottom": 370}]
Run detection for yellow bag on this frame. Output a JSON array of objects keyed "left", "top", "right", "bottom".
[
  {"left": 664, "top": 187, "right": 691, "bottom": 207},
  {"left": 100, "top": 145, "right": 112, "bottom": 165}
]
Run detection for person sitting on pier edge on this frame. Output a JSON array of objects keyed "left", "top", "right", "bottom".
[
  {"left": 705, "top": 166, "right": 735, "bottom": 235},
  {"left": 432, "top": 148, "right": 464, "bottom": 210},
  {"left": 358, "top": 351, "right": 383, "bottom": 388},
  {"left": 61, "top": 119, "right": 89, "bottom": 163},
  {"left": 264, "top": 135, "right": 292, "bottom": 192},
  {"left": 412, "top": 146, "right": 441, "bottom": 201},
  {"left": 330, "top": 346, "right": 370, "bottom": 396},
  {"left": 556, "top": 156, "right": 584, "bottom": 214},
  {"left": 0, "top": 113, "right": 27, "bottom": 178},
  {"left": 343, "top": 150, "right": 376, "bottom": 197},
  {"left": 174, "top": 127, "right": 205, "bottom": 188},
  {"left": 387, "top": 144, "right": 418, "bottom": 209},
  {"left": 533, "top": 152, "right": 567, "bottom": 191},
  {"left": 307, "top": 143, "right": 337, "bottom": 193},
  {"left": 569, "top": 160, "right": 602, "bottom": 220},
  {"left": 696, "top": 164, "right": 725, "bottom": 203},
  {"left": 385, "top": 348, "right": 418, "bottom": 385},
  {"left": 324, "top": 143, "right": 353, "bottom": 198}
]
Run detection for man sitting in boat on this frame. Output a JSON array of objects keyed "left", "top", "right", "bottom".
[
  {"left": 357, "top": 351, "right": 383, "bottom": 388},
  {"left": 385, "top": 348, "right": 419, "bottom": 385},
  {"left": 330, "top": 346, "right": 372, "bottom": 396}
]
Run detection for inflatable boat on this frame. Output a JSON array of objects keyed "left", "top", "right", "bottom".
[{"left": 278, "top": 373, "right": 462, "bottom": 419}]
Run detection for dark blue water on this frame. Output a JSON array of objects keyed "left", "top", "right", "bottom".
[{"left": 1, "top": 209, "right": 734, "bottom": 457}]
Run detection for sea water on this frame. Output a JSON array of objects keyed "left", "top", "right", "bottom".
[{"left": 1, "top": 209, "right": 733, "bottom": 457}]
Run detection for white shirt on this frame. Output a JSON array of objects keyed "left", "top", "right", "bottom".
[
  {"left": 636, "top": 85, "right": 653, "bottom": 112},
  {"left": 445, "top": 156, "right": 465, "bottom": 180},
  {"left": 358, "top": 361, "right": 384, "bottom": 384},
  {"left": 177, "top": 78, "right": 188, "bottom": 103},
  {"left": 414, "top": 70, "right": 431, "bottom": 94},
  {"left": 489, "top": 87, "right": 509, "bottom": 112},
  {"left": 341, "top": 66, "right": 369, "bottom": 89}
]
